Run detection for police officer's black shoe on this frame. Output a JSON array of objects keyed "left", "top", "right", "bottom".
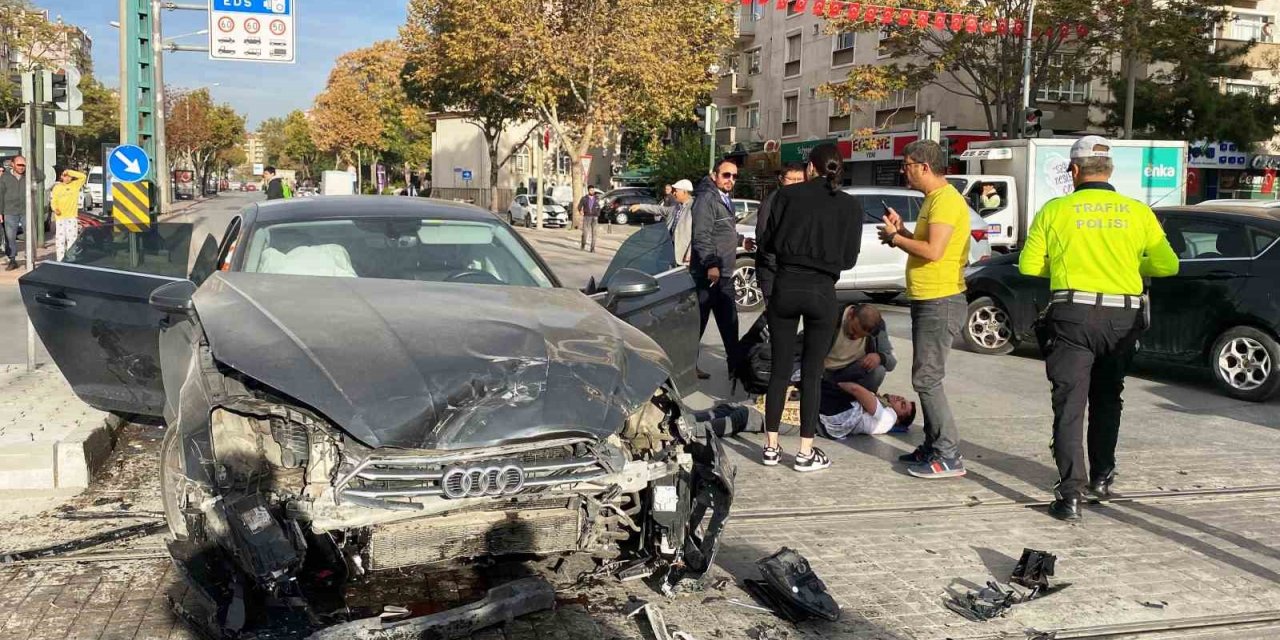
[
  {"left": 1089, "top": 471, "right": 1116, "bottom": 499},
  {"left": 1048, "top": 496, "right": 1082, "bottom": 522}
]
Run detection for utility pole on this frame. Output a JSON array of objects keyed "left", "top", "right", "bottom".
[
  {"left": 23, "top": 95, "right": 37, "bottom": 371},
  {"left": 535, "top": 128, "right": 544, "bottom": 231},
  {"left": 1020, "top": 0, "right": 1036, "bottom": 113},
  {"left": 1121, "top": 0, "right": 1144, "bottom": 139},
  {"left": 151, "top": 0, "right": 171, "bottom": 213}
]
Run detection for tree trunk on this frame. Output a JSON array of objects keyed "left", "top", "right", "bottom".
[{"left": 488, "top": 137, "right": 501, "bottom": 213}]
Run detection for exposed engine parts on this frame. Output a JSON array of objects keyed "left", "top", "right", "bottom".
[{"left": 164, "top": 383, "right": 735, "bottom": 636}]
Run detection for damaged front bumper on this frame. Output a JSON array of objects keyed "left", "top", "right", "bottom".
[{"left": 162, "top": 384, "right": 735, "bottom": 632}]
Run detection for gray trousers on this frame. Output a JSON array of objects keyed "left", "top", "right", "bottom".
[
  {"left": 911, "top": 294, "right": 966, "bottom": 459},
  {"left": 580, "top": 215, "right": 597, "bottom": 252}
]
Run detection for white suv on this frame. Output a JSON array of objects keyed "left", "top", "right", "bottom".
[
  {"left": 85, "top": 166, "right": 104, "bottom": 209},
  {"left": 733, "top": 186, "right": 992, "bottom": 311}
]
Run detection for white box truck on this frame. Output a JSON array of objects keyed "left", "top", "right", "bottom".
[
  {"left": 947, "top": 138, "right": 1188, "bottom": 252},
  {"left": 320, "top": 170, "right": 356, "bottom": 196}
]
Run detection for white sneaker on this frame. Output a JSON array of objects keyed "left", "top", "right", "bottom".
[
  {"left": 794, "top": 447, "right": 832, "bottom": 472},
  {"left": 762, "top": 445, "right": 782, "bottom": 467}
]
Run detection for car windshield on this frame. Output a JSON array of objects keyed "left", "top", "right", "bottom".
[
  {"left": 242, "top": 217, "right": 554, "bottom": 287},
  {"left": 527, "top": 196, "right": 559, "bottom": 206}
]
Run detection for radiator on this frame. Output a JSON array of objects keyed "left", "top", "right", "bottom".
[{"left": 368, "top": 506, "right": 582, "bottom": 571}]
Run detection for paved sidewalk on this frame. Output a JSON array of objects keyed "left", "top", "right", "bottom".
[{"left": 0, "top": 366, "right": 111, "bottom": 490}]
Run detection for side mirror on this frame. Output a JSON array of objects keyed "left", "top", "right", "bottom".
[
  {"left": 149, "top": 280, "right": 197, "bottom": 316},
  {"left": 604, "top": 268, "right": 660, "bottom": 307}
]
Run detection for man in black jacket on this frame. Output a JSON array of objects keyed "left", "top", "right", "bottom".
[
  {"left": 263, "top": 166, "right": 286, "bottom": 200},
  {"left": 820, "top": 303, "right": 898, "bottom": 414},
  {"left": 691, "top": 160, "right": 743, "bottom": 378}
]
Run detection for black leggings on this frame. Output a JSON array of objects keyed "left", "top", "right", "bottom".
[{"left": 764, "top": 267, "right": 840, "bottom": 439}]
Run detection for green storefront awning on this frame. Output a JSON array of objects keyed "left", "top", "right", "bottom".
[{"left": 781, "top": 138, "right": 840, "bottom": 164}]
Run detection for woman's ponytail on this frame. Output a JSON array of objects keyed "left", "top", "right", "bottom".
[{"left": 807, "top": 143, "right": 844, "bottom": 193}]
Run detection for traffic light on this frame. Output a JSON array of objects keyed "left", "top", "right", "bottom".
[
  {"left": 48, "top": 67, "right": 83, "bottom": 126},
  {"left": 1021, "top": 108, "right": 1042, "bottom": 138}
]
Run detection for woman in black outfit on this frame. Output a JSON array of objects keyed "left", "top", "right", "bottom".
[{"left": 757, "top": 143, "right": 863, "bottom": 471}]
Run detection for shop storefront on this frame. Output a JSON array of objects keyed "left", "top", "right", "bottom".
[
  {"left": 845, "top": 131, "right": 992, "bottom": 186},
  {"left": 1186, "top": 141, "right": 1250, "bottom": 203},
  {"left": 1218, "top": 166, "right": 1280, "bottom": 202}
]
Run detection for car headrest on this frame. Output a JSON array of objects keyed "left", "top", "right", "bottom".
[{"left": 1217, "top": 229, "right": 1250, "bottom": 258}]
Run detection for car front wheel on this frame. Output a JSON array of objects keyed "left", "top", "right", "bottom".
[
  {"left": 614, "top": 210, "right": 630, "bottom": 225},
  {"left": 1211, "top": 326, "right": 1280, "bottom": 402},
  {"left": 733, "top": 255, "right": 765, "bottom": 313},
  {"left": 964, "top": 296, "right": 1016, "bottom": 355}
]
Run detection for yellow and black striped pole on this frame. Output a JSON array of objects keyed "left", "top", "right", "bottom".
[{"left": 110, "top": 180, "right": 152, "bottom": 232}]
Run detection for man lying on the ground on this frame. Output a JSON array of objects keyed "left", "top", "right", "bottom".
[
  {"left": 819, "top": 382, "right": 916, "bottom": 440},
  {"left": 818, "top": 304, "right": 897, "bottom": 416}
]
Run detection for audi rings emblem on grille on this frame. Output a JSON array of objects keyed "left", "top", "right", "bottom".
[{"left": 441, "top": 464, "right": 526, "bottom": 499}]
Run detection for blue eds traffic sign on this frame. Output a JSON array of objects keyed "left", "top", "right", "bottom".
[{"left": 108, "top": 145, "right": 150, "bottom": 183}]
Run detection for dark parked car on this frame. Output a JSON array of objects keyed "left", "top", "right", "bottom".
[
  {"left": 963, "top": 205, "right": 1280, "bottom": 402},
  {"left": 20, "top": 197, "right": 731, "bottom": 632},
  {"left": 599, "top": 188, "right": 659, "bottom": 225}
]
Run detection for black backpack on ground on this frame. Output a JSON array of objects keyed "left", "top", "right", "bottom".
[{"left": 734, "top": 315, "right": 773, "bottom": 395}]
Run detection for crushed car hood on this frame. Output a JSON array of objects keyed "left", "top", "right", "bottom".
[{"left": 193, "top": 272, "right": 672, "bottom": 450}]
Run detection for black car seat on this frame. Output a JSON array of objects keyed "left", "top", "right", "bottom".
[
  {"left": 1164, "top": 225, "right": 1189, "bottom": 259},
  {"left": 1213, "top": 228, "right": 1251, "bottom": 259}
]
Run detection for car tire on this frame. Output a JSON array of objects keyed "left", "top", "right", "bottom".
[
  {"left": 1210, "top": 326, "right": 1280, "bottom": 402},
  {"left": 733, "top": 255, "right": 766, "bottom": 313},
  {"left": 865, "top": 292, "right": 900, "bottom": 304},
  {"left": 614, "top": 211, "right": 629, "bottom": 225},
  {"left": 964, "top": 296, "right": 1017, "bottom": 356}
]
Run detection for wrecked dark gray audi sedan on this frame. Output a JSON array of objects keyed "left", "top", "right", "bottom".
[{"left": 21, "top": 197, "right": 733, "bottom": 631}]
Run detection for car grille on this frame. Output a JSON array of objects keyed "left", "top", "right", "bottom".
[
  {"left": 339, "top": 442, "right": 610, "bottom": 504},
  {"left": 367, "top": 501, "right": 581, "bottom": 570}
]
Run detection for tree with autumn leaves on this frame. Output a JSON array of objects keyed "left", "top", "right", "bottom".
[
  {"left": 401, "top": 0, "right": 734, "bottom": 226},
  {"left": 309, "top": 40, "right": 431, "bottom": 193},
  {"left": 165, "top": 88, "right": 246, "bottom": 194}
]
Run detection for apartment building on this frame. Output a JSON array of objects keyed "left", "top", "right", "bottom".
[
  {"left": 2, "top": 12, "right": 92, "bottom": 73},
  {"left": 712, "top": 1, "right": 1280, "bottom": 195}
]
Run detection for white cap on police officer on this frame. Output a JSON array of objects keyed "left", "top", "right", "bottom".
[{"left": 1071, "top": 135, "right": 1112, "bottom": 159}]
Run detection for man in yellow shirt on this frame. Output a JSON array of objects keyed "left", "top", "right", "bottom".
[
  {"left": 878, "top": 140, "right": 972, "bottom": 479},
  {"left": 50, "top": 168, "right": 86, "bottom": 261},
  {"left": 1019, "top": 136, "right": 1179, "bottom": 521}
]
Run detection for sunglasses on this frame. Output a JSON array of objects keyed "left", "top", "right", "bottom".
[{"left": 720, "top": 172, "right": 738, "bottom": 179}]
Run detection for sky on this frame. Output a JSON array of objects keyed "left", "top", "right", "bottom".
[{"left": 41, "top": 1, "right": 409, "bottom": 129}]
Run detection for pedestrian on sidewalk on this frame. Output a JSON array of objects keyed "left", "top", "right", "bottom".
[
  {"left": 50, "top": 167, "right": 87, "bottom": 261},
  {"left": 691, "top": 160, "right": 746, "bottom": 381},
  {"left": 264, "top": 166, "right": 290, "bottom": 200},
  {"left": 664, "top": 179, "right": 695, "bottom": 265},
  {"left": 758, "top": 144, "right": 863, "bottom": 471},
  {"left": 578, "top": 185, "right": 601, "bottom": 252},
  {"left": 1018, "top": 136, "right": 1179, "bottom": 522},
  {"left": 878, "top": 140, "right": 971, "bottom": 479},
  {"left": 0, "top": 155, "right": 44, "bottom": 270},
  {"left": 751, "top": 162, "right": 807, "bottom": 305}
]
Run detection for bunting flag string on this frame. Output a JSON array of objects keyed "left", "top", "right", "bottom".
[{"left": 738, "top": 0, "right": 1090, "bottom": 40}]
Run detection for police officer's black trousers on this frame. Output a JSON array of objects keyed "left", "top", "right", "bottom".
[{"left": 1044, "top": 302, "right": 1140, "bottom": 499}]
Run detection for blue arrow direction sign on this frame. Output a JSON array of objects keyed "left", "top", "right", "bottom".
[{"left": 108, "top": 144, "right": 150, "bottom": 183}]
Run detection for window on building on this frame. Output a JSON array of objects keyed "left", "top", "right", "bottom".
[
  {"left": 515, "top": 148, "right": 529, "bottom": 174},
  {"left": 747, "top": 48, "right": 762, "bottom": 75},
  {"left": 1036, "top": 54, "right": 1091, "bottom": 104},
  {"left": 785, "top": 33, "right": 802, "bottom": 77},
  {"left": 875, "top": 89, "right": 918, "bottom": 111},
  {"left": 833, "top": 32, "right": 856, "bottom": 66},
  {"left": 722, "top": 107, "right": 739, "bottom": 128},
  {"left": 877, "top": 27, "right": 893, "bottom": 58},
  {"left": 829, "top": 98, "right": 852, "bottom": 134},
  {"left": 723, "top": 52, "right": 740, "bottom": 75},
  {"left": 783, "top": 93, "right": 799, "bottom": 137},
  {"left": 786, "top": 0, "right": 802, "bottom": 16},
  {"left": 745, "top": 104, "right": 760, "bottom": 129},
  {"left": 1226, "top": 13, "right": 1273, "bottom": 42},
  {"left": 751, "top": 4, "right": 764, "bottom": 22}
]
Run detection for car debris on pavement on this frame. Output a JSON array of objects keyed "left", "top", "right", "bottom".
[
  {"left": 741, "top": 547, "right": 840, "bottom": 623},
  {"left": 944, "top": 548, "right": 1069, "bottom": 622}
]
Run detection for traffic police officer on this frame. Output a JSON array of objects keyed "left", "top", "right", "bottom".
[{"left": 1019, "top": 136, "right": 1180, "bottom": 521}]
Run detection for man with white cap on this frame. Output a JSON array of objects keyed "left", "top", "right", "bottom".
[
  {"left": 666, "top": 179, "right": 695, "bottom": 265},
  {"left": 1019, "top": 135, "right": 1180, "bottom": 521}
]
